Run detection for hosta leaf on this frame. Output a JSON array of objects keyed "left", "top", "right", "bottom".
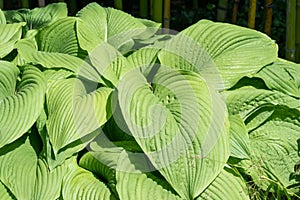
[
  {"left": 4, "top": 3, "right": 67, "bottom": 30},
  {"left": 117, "top": 69, "right": 229, "bottom": 199},
  {"left": 256, "top": 59, "right": 300, "bottom": 98},
  {"left": 62, "top": 159, "right": 113, "bottom": 200},
  {"left": 0, "top": 181, "right": 14, "bottom": 200},
  {"left": 36, "top": 17, "right": 86, "bottom": 58},
  {"left": 158, "top": 20, "right": 277, "bottom": 89},
  {"left": 34, "top": 158, "right": 68, "bottom": 200},
  {"left": 46, "top": 78, "right": 112, "bottom": 154},
  {"left": 0, "top": 136, "right": 37, "bottom": 199},
  {"left": 197, "top": 166, "right": 249, "bottom": 200},
  {"left": 116, "top": 150, "right": 182, "bottom": 200},
  {"left": 225, "top": 86, "right": 300, "bottom": 118},
  {"left": 240, "top": 107, "right": 300, "bottom": 192},
  {"left": 76, "top": 2, "right": 107, "bottom": 52},
  {"left": 229, "top": 115, "right": 250, "bottom": 159},
  {"left": 15, "top": 38, "right": 100, "bottom": 82},
  {"left": 76, "top": 2, "right": 156, "bottom": 53},
  {"left": 0, "top": 22, "right": 25, "bottom": 58},
  {"left": 0, "top": 62, "right": 46, "bottom": 148},
  {"left": 0, "top": 9, "right": 5, "bottom": 24}
]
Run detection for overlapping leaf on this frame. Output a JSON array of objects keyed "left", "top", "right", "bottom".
[
  {"left": 117, "top": 68, "right": 230, "bottom": 199},
  {"left": 0, "top": 22, "right": 25, "bottom": 58},
  {"left": 0, "top": 61, "right": 46, "bottom": 148},
  {"left": 158, "top": 20, "right": 278, "bottom": 89},
  {"left": 46, "top": 78, "right": 112, "bottom": 154},
  {"left": 4, "top": 3, "right": 67, "bottom": 30}
]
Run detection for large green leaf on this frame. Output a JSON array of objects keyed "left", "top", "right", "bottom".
[
  {"left": 0, "top": 62, "right": 46, "bottom": 148},
  {"left": 0, "top": 22, "right": 25, "bottom": 58},
  {"left": 256, "top": 59, "right": 300, "bottom": 98},
  {"left": 76, "top": 3, "right": 159, "bottom": 53},
  {"left": 239, "top": 107, "right": 300, "bottom": 193},
  {"left": 36, "top": 17, "right": 86, "bottom": 58},
  {"left": 15, "top": 38, "right": 100, "bottom": 82},
  {"left": 116, "top": 150, "right": 182, "bottom": 200},
  {"left": 228, "top": 115, "right": 250, "bottom": 159},
  {"left": 62, "top": 159, "right": 113, "bottom": 200},
  {"left": 225, "top": 86, "right": 300, "bottom": 118},
  {"left": 158, "top": 20, "right": 278, "bottom": 89},
  {"left": 117, "top": 68, "right": 230, "bottom": 199},
  {"left": 46, "top": 78, "right": 112, "bottom": 154},
  {"left": 0, "top": 136, "right": 37, "bottom": 199},
  {"left": 197, "top": 166, "right": 249, "bottom": 200},
  {"left": 4, "top": 3, "right": 67, "bottom": 30}
]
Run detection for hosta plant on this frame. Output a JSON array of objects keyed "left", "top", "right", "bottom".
[{"left": 0, "top": 2, "right": 299, "bottom": 200}]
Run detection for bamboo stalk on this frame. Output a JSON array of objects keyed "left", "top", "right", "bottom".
[
  {"left": 232, "top": 0, "right": 239, "bottom": 24},
  {"left": 296, "top": 0, "right": 300, "bottom": 62},
  {"left": 286, "top": 0, "right": 296, "bottom": 61},
  {"left": 115, "top": 0, "right": 123, "bottom": 10},
  {"left": 217, "top": 0, "right": 228, "bottom": 22},
  {"left": 248, "top": 0, "right": 257, "bottom": 29},
  {"left": 140, "top": 0, "right": 148, "bottom": 18},
  {"left": 38, "top": 0, "right": 46, "bottom": 7},
  {"left": 0, "top": 0, "right": 3, "bottom": 9},
  {"left": 264, "top": 0, "right": 273, "bottom": 35},
  {"left": 164, "top": 0, "right": 171, "bottom": 29},
  {"left": 151, "top": 0, "right": 162, "bottom": 23},
  {"left": 22, "top": 0, "right": 30, "bottom": 8}
]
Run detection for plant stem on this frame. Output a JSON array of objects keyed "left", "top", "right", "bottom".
[
  {"left": 232, "top": 0, "right": 239, "bottom": 24},
  {"left": 296, "top": 0, "right": 300, "bottom": 62},
  {"left": 264, "top": 0, "right": 272, "bottom": 35},
  {"left": 286, "top": 0, "right": 296, "bottom": 61},
  {"left": 151, "top": 0, "right": 162, "bottom": 23},
  {"left": 140, "top": 0, "right": 148, "bottom": 18},
  {"left": 248, "top": 0, "right": 257, "bottom": 28},
  {"left": 115, "top": 0, "right": 123, "bottom": 10},
  {"left": 217, "top": 0, "right": 228, "bottom": 22},
  {"left": 164, "top": 0, "right": 171, "bottom": 29},
  {"left": 0, "top": 0, "right": 3, "bottom": 9}
]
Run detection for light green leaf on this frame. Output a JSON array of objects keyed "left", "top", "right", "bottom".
[
  {"left": 0, "top": 9, "right": 6, "bottom": 24},
  {"left": 225, "top": 86, "right": 300, "bottom": 118},
  {"left": 76, "top": 3, "right": 156, "bottom": 53},
  {"left": 34, "top": 159, "right": 68, "bottom": 200},
  {"left": 37, "top": 17, "right": 86, "bottom": 58},
  {"left": 76, "top": 2, "right": 107, "bottom": 52},
  {"left": 62, "top": 159, "right": 113, "bottom": 200},
  {"left": 0, "top": 181, "right": 14, "bottom": 200},
  {"left": 158, "top": 20, "right": 278, "bottom": 89},
  {"left": 255, "top": 59, "right": 300, "bottom": 98},
  {"left": 0, "top": 22, "right": 25, "bottom": 58},
  {"left": 197, "top": 166, "right": 249, "bottom": 200},
  {"left": 46, "top": 78, "right": 112, "bottom": 154},
  {"left": 229, "top": 115, "right": 250, "bottom": 159},
  {"left": 117, "top": 69, "right": 229, "bottom": 199},
  {"left": 4, "top": 3, "right": 67, "bottom": 30},
  {"left": 240, "top": 107, "right": 300, "bottom": 192},
  {"left": 0, "top": 136, "right": 37, "bottom": 200},
  {"left": 0, "top": 62, "right": 46, "bottom": 148},
  {"left": 116, "top": 151, "right": 182, "bottom": 200},
  {"left": 15, "top": 38, "right": 100, "bottom": 82}
]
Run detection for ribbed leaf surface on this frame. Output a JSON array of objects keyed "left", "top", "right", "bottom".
[
  {"left": 0, "top": 22, "right": 25, "bottom": 58},
  {"left": 0, "top": 62, "right": 46, "bottom": 148},
  {"left": 46, "top": 78, "right": 112, "bottom": 154},
  {"left": 117, "top": 69, "right": 229, "bottom": 199}
]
